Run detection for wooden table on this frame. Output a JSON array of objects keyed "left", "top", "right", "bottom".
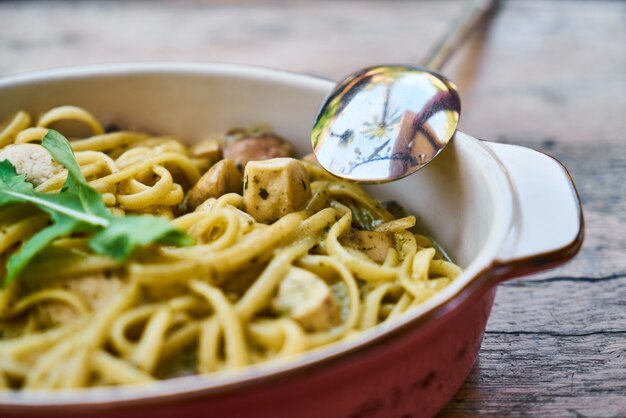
[{"left": 1, "top": 0, "right": 624, "bottom": 416}]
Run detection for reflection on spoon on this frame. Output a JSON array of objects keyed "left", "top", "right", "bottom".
[{"left": 312, "top": 65, "right": 460, "bottom": 183}]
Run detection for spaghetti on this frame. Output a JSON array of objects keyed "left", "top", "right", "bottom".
[{"left": 0, "top": 106, "right": 462, "bottom": 390}]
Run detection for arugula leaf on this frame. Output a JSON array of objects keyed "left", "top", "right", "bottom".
[
  {"left": 0, "top": 160, "right": 36, "bottom": 206},
  {"left": 42, "top": 129, "right": 111, "bottom": 219},
  {"left": 0, "top": 130, "right": 193, "bottom": 287},
  {"left": 0, "top": 161, "right": 96, "bottom": 284},
  {"left": 0, "top": 173, "right": 108, "bottom": 227},
  {"left": 90, "top": 216, "right": 194, "bottom": 261},
  {"left": 5, "top": 219, "right": 77, "bottom": 284}
]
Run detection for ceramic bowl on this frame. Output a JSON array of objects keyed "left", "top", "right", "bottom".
[{"left": 0, "top": 63, "right": 583, "bottom": 418}]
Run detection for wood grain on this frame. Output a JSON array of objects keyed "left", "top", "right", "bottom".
[
  {"left": 1, "top": 0, "right": 625, "bottom": 416},
  {"left": 443, "top": 333, "right": 626, "bottom": 417}
]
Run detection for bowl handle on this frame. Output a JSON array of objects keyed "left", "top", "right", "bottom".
[{"left": 483, "top": 142, "right": 584, "bottom": 280}]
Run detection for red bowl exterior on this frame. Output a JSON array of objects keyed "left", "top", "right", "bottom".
[{"left": 5, "top": 288, "right": 495, "bottom": 418}]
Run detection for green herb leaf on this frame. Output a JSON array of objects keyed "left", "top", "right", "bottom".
[
  {"left": 42, "top": 129, "right": 111, "bottom": 219},
  {"left": 0, "top": 160, "right": 86, "bottom": 284},
  {"left": 0, "top": 130, "right": 193, "bottom": 287},
  {"left": 90, "top": 216, "right": 194, "bottom": 261},
  {"left": 0, "top": 160, "right": 36, "bottom": 206},
  {"left": 5, "top": 218, "right": 77, "bottom": 284}
]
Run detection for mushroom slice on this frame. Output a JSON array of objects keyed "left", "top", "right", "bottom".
[
  {"left": 274, "top": 267, "right": 340, "bottom": 332},
  {"left": 223, "top": 132, "right": 294, "bottom": 170},
  {"left": 339, "top": 228, "right": 394, "bottom": 264},
  {"left": 187, "top": 159, "right": 243, "bottom": 210},
  {"left": 190, "top": 138, "right": 222, "bottom": 164}
]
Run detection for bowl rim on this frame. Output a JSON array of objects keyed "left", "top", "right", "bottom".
[{"left": 0, "top": 62, "right": 517, "bottom": 410}]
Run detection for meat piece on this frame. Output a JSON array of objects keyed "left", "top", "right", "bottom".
[
  {"left": 36, "top": 275, "right": 124, "bottom": 326},
  {"left": 339, "top": 228, "right": 394, "bottom": 263},
  {"left": 0, "top": 143, "right": 64, "bottom": 186},
  {"left": 243, "top": 158, "right": 311, "bottom": 224},
  {"left": 273, "top": 267, "right": 340, "bottom": 332},
  {"left": 187, "top": 159, "right": 243, "bottom": 210},
  {"left": 223, "top": 133, "right": 294, "bottom": 170}
]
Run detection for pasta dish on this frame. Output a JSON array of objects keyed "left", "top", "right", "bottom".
[{"left": 0, "top": 106, "right": 461, "bottom": 390}]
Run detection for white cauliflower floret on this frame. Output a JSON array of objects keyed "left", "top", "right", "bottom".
[
  {"left": 273, "top": 267, "right": 340, "bottom": 332},
  {"left": 0, "top": 143, "right": 64, "bottom": 186},
  {"left": 243, "top": 158, "right": 311, "bottom": 224}
]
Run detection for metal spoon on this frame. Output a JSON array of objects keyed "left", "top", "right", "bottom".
[{"left": 311, "top": 0, "right": 497, "bottom": 183}]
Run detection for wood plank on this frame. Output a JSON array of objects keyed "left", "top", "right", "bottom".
[
  {"left": 440, "top": 333, "right": 626, "bottom": 417},
  {"left": 492, "top": 276, "right": 626, "bottom": 334},
  {"left": 448, "top": 0, "right": 626, "bottom": 143}
]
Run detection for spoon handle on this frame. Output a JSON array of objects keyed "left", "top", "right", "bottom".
[{"left": 423, "top": 0, "right": 499, "bottom": 70}]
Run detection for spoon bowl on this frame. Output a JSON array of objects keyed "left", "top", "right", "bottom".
[{"left": 311, "top": 65, "right": 461, "bottom": 183}]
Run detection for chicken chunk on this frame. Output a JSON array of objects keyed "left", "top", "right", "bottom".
[
  {"left": 224, "top": 133, "right": 294, "bottom": 170},
  {"left": 243, "top": 158, "right": 311, "bottom": 223},
  {"left": 187, "top": 159, "right": 243, "bottom": 210},
  {"left": 339, "top": 228, "right": 394, "bottom": 263},
  {"left": 0, "top": 143, "right": 64, "bottom": 186},
  {"left": 36, "top": 274, "right": 124, "bottom": 326},
  {"left": 273, "top": 267, "right": 340, "bottom": 332}
]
